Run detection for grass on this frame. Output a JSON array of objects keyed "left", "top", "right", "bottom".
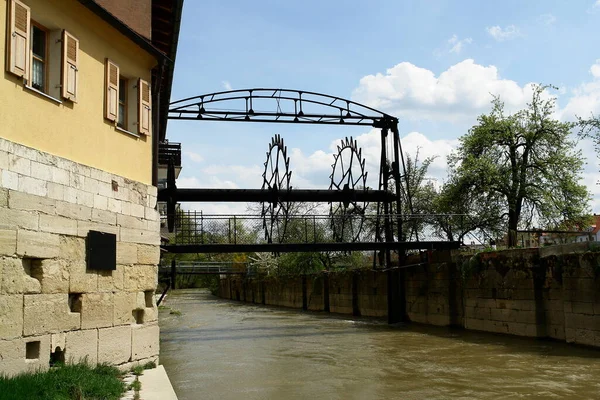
[
  {"left": 129, "top": 380, "right": 142, "bottom": 392},
  {"left": 131, "top": 365, "right": 145, "bottom": 376},
  {"left": 0, "top": 363, "right": 125, "bottom": 400},
  {"left": 142, "top": 361, "right": 156, "bottom": 370}
]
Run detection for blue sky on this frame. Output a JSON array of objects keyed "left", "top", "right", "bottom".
[{"left": 167, "top": 0, "right": 600, "bottom": 215}]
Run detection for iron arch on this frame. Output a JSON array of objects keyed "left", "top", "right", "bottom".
[{"left": 168, "top": 88, "right": 397, "bottom": 128}]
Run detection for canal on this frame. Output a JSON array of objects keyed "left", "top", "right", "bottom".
[{"left": 159, "top": 289, "right": 600, "bottom": 400}]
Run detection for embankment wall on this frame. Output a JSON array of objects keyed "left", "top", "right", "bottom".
[
  {"left": 218, "top": 244, "right": 600, "bottom": 348},
  {"left": 0, "top": 138, "right": 160, "bottom": 377}
]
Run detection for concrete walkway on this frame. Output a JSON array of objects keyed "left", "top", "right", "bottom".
[{"left": 138, "top": 365, "right": 179, "bottom": 400}]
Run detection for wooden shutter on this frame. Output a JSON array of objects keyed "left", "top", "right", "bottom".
[
  {"left": 105, "top": 59, "right": 119, "bottom": 122},
  {"left": 62, "top": 30, "right": 79, "bottom": 102},
  {"left": 138, "top": 78, "right": 152, "bottom": 136},
  {"left": 7, "top": 0, "right": 30, "bottom": 78}
]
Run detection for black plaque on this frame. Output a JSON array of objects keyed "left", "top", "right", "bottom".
[{"left": 86, "top": 230, "right": 116, "bottom": 271}]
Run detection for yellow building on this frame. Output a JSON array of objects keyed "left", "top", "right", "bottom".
[{"left": 0, "top": 0, "right": 182, "bottom": 376}]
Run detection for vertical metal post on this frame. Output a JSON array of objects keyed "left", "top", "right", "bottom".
[
  {"left": 201, "top": 210, "right": 204, "bottom": 244},
  {"left": 170, "top": 259, "right": 177, "bottom": 290},
  {"left": 380, "top": 127, "right": 399, "bottom": 324},
  {"left": 391, "top": 122, "right": 407, "bottom": 321},
  {"left": 313, "top": 215, "right": 316, "bottom": 242},
  {"left": 305, "top": 218, "right": 308, "bottom": 243},
  {"left": 228, "top": 219, "right": 231, "bottom": 244},
  {"left": 233, "top": 216, "right": 237, "bottom": 244},
  {"left": 193, "top": 210, "right": 197, "bottom": 244}
]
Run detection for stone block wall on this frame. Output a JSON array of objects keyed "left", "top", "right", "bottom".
[
  {"left": 461, "top": 249, "right": 541, "bottom": 337},
  {"left": 0, "top": 138, "right": 160, "bottom": 377},
  {"left": 220, "top": 271, "right": 388, "bottom": 317},
  {"left": 306, "top": 275, "right": 324, "bottom": 311},
  {"left": 218, "top": 245, "right": 600, "bottom": 349},
  {"left": 354, "top": 271, "right": 387, "bottom": 317}
]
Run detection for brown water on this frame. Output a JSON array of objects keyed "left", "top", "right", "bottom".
[{"left": 159, "top": 289, "right": 600, "bottom": 400}]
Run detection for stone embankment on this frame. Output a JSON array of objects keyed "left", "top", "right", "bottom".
[
  {"left": 219, "top": 243, "right": 600, "bottom": 348},
  {"left": 0, "top": 138, "right": 161, "bottom": 377}
]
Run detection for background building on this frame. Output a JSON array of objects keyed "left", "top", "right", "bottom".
[{"left": 0, "top": 0, "right": 182, "bottom": 376}]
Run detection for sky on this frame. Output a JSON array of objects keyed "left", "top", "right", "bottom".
[{"left": 166, "top": 0, "right": 600, "bottom": 217}]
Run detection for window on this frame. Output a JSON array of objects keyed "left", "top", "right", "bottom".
[
  {"left": 31, "top": 23, "right": 47, "bottom": 92},
  {"left": 6, "top": 0, "right": 79, "bottom": 102},
  {"left": 105, "top": 59, "right": 152, "bottom": 136},
  {"left": 118, "top": 77, "right": 128, "bottom": 129}
]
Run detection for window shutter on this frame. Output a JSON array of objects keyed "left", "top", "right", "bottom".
[
  {"left": 138, "top": 78, "right": 152, "bottom": 136},
  {"left": 62, "top": 30, "right": 79, "bottom": 102},
  {"left": 7, "top": 0, "right": 30, "bottom": 78},
  {"left": 105, "top": 59, "right": 119, "bottom": 122}
]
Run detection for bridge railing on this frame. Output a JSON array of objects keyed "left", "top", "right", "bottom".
[
  {"left": 160, "top": 212, "right": 472, "bottom": 246},
  {"left": 159, "top": 261, "right": 249, "bottom": 275}
]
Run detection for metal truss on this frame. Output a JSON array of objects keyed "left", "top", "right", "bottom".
[{"left": 168, "top": 88, "right": 398, "bottom": 128}]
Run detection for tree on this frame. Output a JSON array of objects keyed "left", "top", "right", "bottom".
[
  {"left": 433, "top": 175, "right": 505, "bottom": 243},
  {"left": 448, "top": 84, "right": 590, "bottom": 247},
  {"left": 578, "top": 114, "right": 600, "bottom": 185},
  {"left": 397, "top": 150, "right": 438, "bottom": 240}
]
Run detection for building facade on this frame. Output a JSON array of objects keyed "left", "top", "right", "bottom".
[{"left": 0, "top": 0, "right": 181, "bottom": 376}]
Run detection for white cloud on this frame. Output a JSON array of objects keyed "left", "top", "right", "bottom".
[
  {"left": 591, "top": 59, "right": 600, "bottom": 79},
  {"left": 486, "top": 25, "right": 521, "bottom": 41},
  {"left": 222, "top": 80, "right": 232, "bottom": 91},
  {"left": 448, "top": 35, "right": 473, "bottom": 54},
  {"left": 561, "top": 60, "right": 600, "bottom": 119},
  {"left": 185, "top": 151, "right": 204, "bottom": 163},
  {"left": 590, "top": 0, "right": 600, "bottom": 12},
  {"left": 352, "top": 59, "right": 543, "bottom": 122},
  {"left": 537, "top": 13, "right": 556, "bottom": 26}
]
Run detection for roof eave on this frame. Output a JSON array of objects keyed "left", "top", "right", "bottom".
[
  {"left": 157, "top": 0, "right": 183, "bottom": 142},
  {"left": 78, "top": 0, "right": 173, "bottom": 64}
]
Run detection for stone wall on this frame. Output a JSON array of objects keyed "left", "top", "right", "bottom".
[
  {"left": 218, "top": 245, "right": 600, "bottom": 348},
  {"left": 0, "top": 138, "right": 161, "bottom": 377},
  {"left": 219, "top": 270, "right": 388, "bottom": 318},
  {"left": 461, "top": 245, "right": 600, "bottom": 347}
]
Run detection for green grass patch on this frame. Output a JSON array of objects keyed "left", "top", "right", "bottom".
[
  {"left": 131, "top": 365, "right": 144, "bottom": 376},
  {"left": 142, "top": 361, "right": 156, "bottom": 370},
  {"left": 129, "top": 379, "right": 142, "bottom": 392},
  {"left": 0, "top": 363, "right": 125, "bottom": 400}
]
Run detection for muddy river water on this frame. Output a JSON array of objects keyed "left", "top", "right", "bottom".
[{"left": 159, "top": 289, "right": 600, "bottom": 400}]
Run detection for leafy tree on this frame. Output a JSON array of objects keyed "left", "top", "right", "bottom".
[
  {"left": 432, "top": 175, "right": 505, "bottom": 243},
  {"left": 448, "top": 84, "right": 590, "bottom": 247},
  {"left": 398, "top": 149, "right": 438, "bottom": 240},
  {"left": 578, "top": 114, "right": 600, "bottom": 185}
]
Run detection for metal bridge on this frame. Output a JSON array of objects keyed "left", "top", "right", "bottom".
[
  {"left": 160, "top": 212, "right": 462, "bottom": 254},
  {"left": 162, "top": 88, "right": 462, "bottom": 323}
]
